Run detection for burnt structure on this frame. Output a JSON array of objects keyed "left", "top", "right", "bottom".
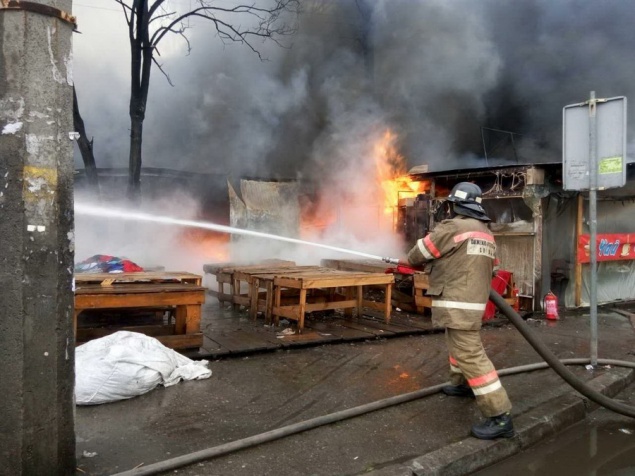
[
  {"left": 404, "top": 161, "right": 635, "bottom": 311},
  {"left": 403, "top": 164, "right": 561, "bottom": 311}
]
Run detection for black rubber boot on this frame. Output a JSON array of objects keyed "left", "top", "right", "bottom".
[
  {"left": 471, "top": 412, "right": 515, "bottom": 440},
  {"left": 442, "top": 384, "right": 475, "bottom": 398}
]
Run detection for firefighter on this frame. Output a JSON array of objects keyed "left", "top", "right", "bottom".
[{"left": 406, "top": 182, "right": 514, "bottom": 440}]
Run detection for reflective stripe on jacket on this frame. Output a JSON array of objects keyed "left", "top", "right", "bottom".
[{"left": 407, "top": 216, "right": 496, "bottom": 330}]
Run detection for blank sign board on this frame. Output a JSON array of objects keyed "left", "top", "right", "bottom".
[{"left": 562, "top": 96, "right": 627, "bottom": 191}]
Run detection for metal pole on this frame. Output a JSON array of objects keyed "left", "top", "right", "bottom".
[{"left": 588, "top": 91, "right": 599, "bottom": 366}]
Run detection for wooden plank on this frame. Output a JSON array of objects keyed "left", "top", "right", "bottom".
[
  {"left": 320, "top": 259, "right": 391, "bottom": 273},
  {"left": 304, "top": 320, "right": 374, "bottom": 340},
  {"left": 272, "top": 299, "right": 359, "bottom": 320},
  {"left": 154, "top": 333, "right": 203, "bottom": 349},
  {"left": 376, "top": 311, "right": 437, "bottom": 331},
  {"left": 363, "top": 299, "right": 390, "bottom": 312},
  {"left": 234, "top": 265, "right": 323, "bottom": 281},
  {"left": 384, "top": 283, "right": 392, "bottom": 321},
  {"left": 203, "top": 259, "right": 295, "bottom": 275},
  {"left": 213, "top": 261, "right": 298, "bottom": 274},
  {"left": 414, "top": 295, "right": 432, "bottom": 308},
  {"left": 75, "top": 290, "right": 205, "bottom": 309},
  {"left": 77, "top": 330, "right": 203, "bottom": 350},
  {"left": 413, "top": 273, "right": 430, "bottom": 288},
  {"left": 75, "top": 283, "right": 205, "bottom": 294},
  {"left": 337, "top": 319, "right": 396, "bottom": 336},
  {"left": 274, "top": 273, "right": 394, "bottom": 289},
  {"left": 242, "top": 326, "right": 293, "bottom": 346},
  {"left": 205, "top": 329, "right": 280, "bottom": 353},
  {"left": 76, "top": 324, "right": 176, "bottom": 342},
  {"left": 174, "top": 304, "right": 200, "bottom": 335},
  {"left": 199, "top": 336, "right": 231, "bottom": 355},
  {"left": 204, "top": 262, "right": 245, "bottom": 274},
  {"left": 350, "top": 315, "right": 419, "bottom": 335},
  {"left": 216, "top": 273, "right": 232, "bottom": 284},
  {"left": 272, "top": 330, "right": 341, "bottom": 346},
  {"left": 74, "top": 271, "right": 202, "bottom": 286}
]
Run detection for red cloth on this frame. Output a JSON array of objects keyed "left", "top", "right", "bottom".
[
  {"left": 484, "top": 270, "right": 512, "bottom": 320},
  {"left": 75, "top": 254, "right": 144, "bottom": 273}
]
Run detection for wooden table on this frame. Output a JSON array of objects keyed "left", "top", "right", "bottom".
[
  {"left": 74, "top": 272, "right": 205, "bottom": 349},
  {"left": 247, "top": 267, "right": 335, "bottom": 322},
  {"left": 272, "top": 272, "right": 395, "bottom": 332},
  {"left": 322, "top": 259, "right": 429, "bottom": 314},
  {"left": 204, "top": 260, "right": 296, "bottom": 307}
]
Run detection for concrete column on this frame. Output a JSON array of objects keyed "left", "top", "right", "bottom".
[{"left": 0, "top": 1, "right": 76, "bottom": 474}]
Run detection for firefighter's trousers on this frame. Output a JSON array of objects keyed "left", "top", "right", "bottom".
[{"left": 446, "top": 327, "right": 512, "bottom": 417}]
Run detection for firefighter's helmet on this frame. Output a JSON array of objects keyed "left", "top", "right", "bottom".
[{"left": 446, "top": 182, "right": 491, "bottom": 222}]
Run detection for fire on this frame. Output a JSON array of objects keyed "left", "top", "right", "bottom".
[
  {"left": 298, "top": 128, "right": 428, "bottom": 238},
  {"left": 179, "top": 228, "right": 230, "bottom": 261},
  {"left": 374, "top": 129, "right": 427, "bottom": 214}
]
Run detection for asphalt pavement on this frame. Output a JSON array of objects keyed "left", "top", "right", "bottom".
[{"left": 74, "top": 304, "right": 635, "bottom": 476}]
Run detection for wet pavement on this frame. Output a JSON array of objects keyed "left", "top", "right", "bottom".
[
  {"left": 474, "top": 390, "right": 635, "bottom": 475},
  {"left": 74, "top": 303, "right": 635, "bottom": 475}
]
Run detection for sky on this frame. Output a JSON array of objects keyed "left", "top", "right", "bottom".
[{"left": 70, "top": 0, "right": 635, "bottom": 270}]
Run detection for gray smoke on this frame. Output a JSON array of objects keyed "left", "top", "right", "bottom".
[{"left": 74, "top": 0, "right": 635, "bottom": 178}]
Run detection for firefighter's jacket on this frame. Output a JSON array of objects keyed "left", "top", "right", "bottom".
[{"left": 407, "top": 215, "right": 496, "bottom": 331}]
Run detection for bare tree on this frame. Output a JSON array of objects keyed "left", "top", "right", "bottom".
[
  {"left": 73, "top": 86, "right": 100, "bottom": 192},
  {"left": 113, "top": 0, "right": 300, "bottom": 201}
]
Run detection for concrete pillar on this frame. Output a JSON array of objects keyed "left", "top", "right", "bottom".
[{"left": 0, "top": 1, "right": 76, "bottom": 474}]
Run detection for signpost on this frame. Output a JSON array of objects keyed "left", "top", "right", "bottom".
[{"left": 563, "top": 92, "right": 627, "bottom": 366}]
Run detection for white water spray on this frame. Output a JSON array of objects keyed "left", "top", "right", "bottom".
[{"left": 74, "top": 203, "right": 398, "bottom": 264}]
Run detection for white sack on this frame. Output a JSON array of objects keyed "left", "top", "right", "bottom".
[{"left": 75, "top": 331, "right": 212, "bottom": 405}]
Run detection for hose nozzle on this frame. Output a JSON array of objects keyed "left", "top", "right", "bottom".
[{"left": 382, "top": 257, "right": 401, "bottom": 265}]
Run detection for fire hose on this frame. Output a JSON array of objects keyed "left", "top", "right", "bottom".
[
  {"left": 113, "top": 290, "right": 635, "bottom": 476},
  {"left": 488, "top": 290, "right": 635, "bottom": 418}
]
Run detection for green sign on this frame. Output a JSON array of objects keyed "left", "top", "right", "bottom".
[{"left": 599, "top": 156, "right": 623, "bottom": 174}]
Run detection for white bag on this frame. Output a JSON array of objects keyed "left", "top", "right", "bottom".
[{"left": 75, "top": 331, "right": 212, "bottom": 405}]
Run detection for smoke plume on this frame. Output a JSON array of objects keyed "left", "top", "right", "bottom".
[{"left": 71, "top": 0, "right": 635, "bottom": 269}]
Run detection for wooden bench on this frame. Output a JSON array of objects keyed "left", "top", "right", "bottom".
[
  {"left": 272, "top": 272, "right": 395, "bottom": 332},
  {"left": 74, "top": 272, "right": 205, "bottom": 349}
]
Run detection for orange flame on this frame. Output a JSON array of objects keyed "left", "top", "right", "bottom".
[
  {"left": 298, "top": 128, "right": 428, "bottom": 238},
  {"left": 179, "top": 228, "right": 230, "bottom": 261},
  {"left": 374, "top": 130, "right": 427, "bottom": 215}
]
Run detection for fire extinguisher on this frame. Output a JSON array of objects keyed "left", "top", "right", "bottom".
[
  {"left": 512, "top": 286, "right": 520, "bottom": 312},
  {"left": 543, "top": 291, "right": 559, "bottom": 320}
]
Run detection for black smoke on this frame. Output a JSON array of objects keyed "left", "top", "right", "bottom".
[{"left": 75, "top": 0, "right": 635, "bottom": 179}]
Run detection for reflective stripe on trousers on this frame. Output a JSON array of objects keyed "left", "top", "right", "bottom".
[{"left": 445, "top": 328, "right": 512, "bottom": 417}]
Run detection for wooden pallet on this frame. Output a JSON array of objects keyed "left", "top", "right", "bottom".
[{"left": 74, "top": 272, "right": 205, "bottom": 349}]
